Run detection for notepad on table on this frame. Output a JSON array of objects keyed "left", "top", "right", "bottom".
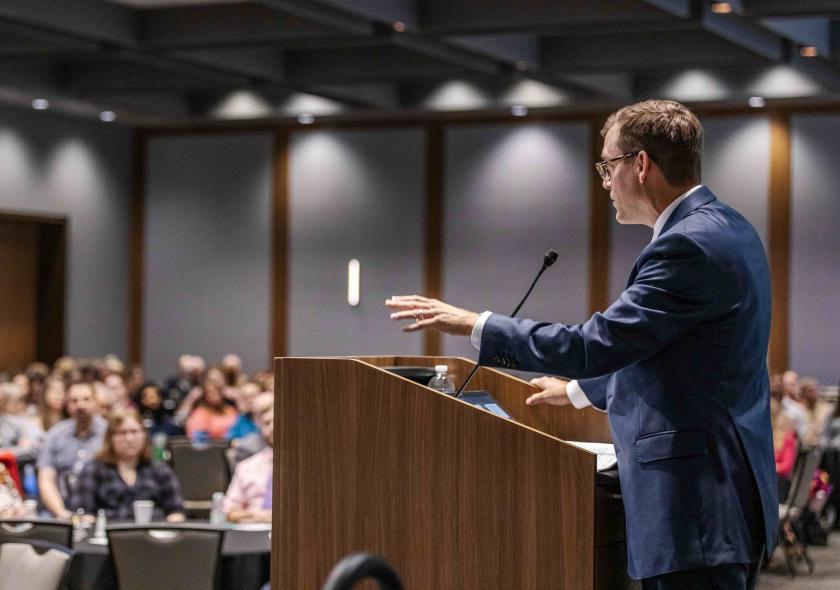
[{"left": 566, "top": 441, "right": 617, "bottom": 472}]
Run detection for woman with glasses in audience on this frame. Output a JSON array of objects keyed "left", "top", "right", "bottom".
[{"left": 70, "top": 409, "right": 185, "bottom": 522}]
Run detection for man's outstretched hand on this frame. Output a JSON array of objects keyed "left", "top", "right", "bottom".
[
  {"left": 386, "top": 295, "right": 479, "bottom": 336},
  {"left": 526, "top": 376, "right": 571, "bottom": 406}
]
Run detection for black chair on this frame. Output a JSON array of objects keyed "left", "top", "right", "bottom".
[
  {"left": 777, "top": 446, "right": 822, "bottom": 576},
  {"left": 0, "top": 539, "right": 74, "bottom": 590},
  {"left": 168, "top": 438, "right": 231, "bottom": 516},
  {"left": 107, "top": 524, "right": 224, "bottom": 590},
  {"left": 321, "top": 553, "right": 404, "bottom": 590},
  {"left": 0, "top": 519, "right": 73, "bottom": 548}
]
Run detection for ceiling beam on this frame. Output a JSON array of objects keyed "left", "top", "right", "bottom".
[
  {"left": 0, "top": 0, "right": 137, "bottom": 46},
  {"left": 542, "top": 29, "right": 769, "bottom": 72},
  {"left": 700, "top": 4, "right": 790, "bottom": 61},
  {"left": 256, "top": 0, "right": 375, "bottom": 35},
  {"left": 741, "top": 1, "right": 840, "bottom": 17}
]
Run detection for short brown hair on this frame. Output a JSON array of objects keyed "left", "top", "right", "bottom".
[
  {"left": 97, "top": 408, "right": 151, "bottom": 465},
  {"left": 602, "top": 99, "right": 703, "bottom": 186}
]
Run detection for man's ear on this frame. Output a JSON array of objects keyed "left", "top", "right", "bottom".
[{"left": 636, "top": 151, "right": 651, "bottom": 184}]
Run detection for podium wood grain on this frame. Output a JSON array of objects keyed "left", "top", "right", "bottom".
[{"left": 273, "top": 356, "right": 612, "bottom": 589}]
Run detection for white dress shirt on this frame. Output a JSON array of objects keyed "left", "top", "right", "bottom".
[{"left": 471, "top": 185, "right": 703, "bottom": 409}]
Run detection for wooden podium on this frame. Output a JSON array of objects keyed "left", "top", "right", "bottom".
[{"left": 272, "top": 356, "right": 635, "bottom": 589}]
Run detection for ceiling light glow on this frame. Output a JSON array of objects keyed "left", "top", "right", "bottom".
[
  {"left": 393, "top": 21, "right": 406, "bottom": 32},
  {"left": 710, "top": 2, "right": 733, "bottom": 14},
  {"left": 800, "top": 46, "right": 818, "bottom": 58},
  {"left": 748, "top": 96, "right": 766, "bottom": 108},
  {"left": 297, "top": 113, "right": 315, "bottom": 125},
  {"left": 32, "top": 98, "right": 49, "bottom": 110},
  {"left": 99, "top": 111, "right": 117, "bottom": 122}
]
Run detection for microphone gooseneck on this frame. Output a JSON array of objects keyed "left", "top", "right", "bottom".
[{"left": 454, "top": 249, "right": 558, "bottom": 399}]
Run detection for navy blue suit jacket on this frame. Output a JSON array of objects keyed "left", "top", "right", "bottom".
[{"left": 479, "top": 187, "right": 777, "bottom": 579}]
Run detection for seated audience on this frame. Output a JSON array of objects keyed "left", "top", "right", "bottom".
[
  {"left": 780, "top": 369, "right": 807, "bottom": 439},
  {"left": 221, "top": 354, "right": 247, "bottom": 387},
  {"left": 185, "top": 382, "right": 238, "bottom": 440},
  {"left": 37, "top": 383, "right": 106, "bottom": 518},
  {"left": 38, "top": 378, "right": 68, "bottom": 432},
  {"left": 70, "top": 409, "right": 185, "bottom": 522},
  {"left": 799, "top": 377, "right": 831, "bottom": 448},
  {"left": 0, "top": 462, "right": 24, "bottom": 518},
  {"left": 224, "top": 393, "right": 273, "bottom": 523},
  {"left": 771, "top": 392, "right": 797, "bottom": 500},
  {"left": 103, "top": 373, "right": 132, "bottom": 413},
  {"left": 135, "top": 382, "right": 183, "bottom": 437},
  {"left": 0, "top": 383, "right": 42, "bottom": 462},
  {"left": 230, "top": 393, "right": 273, "bottom": 463},
  {"left": 163, "top": 354, "right": 205, "bottom": 414},
  {"left": 227, "top": 383, "right": 262, "bottom": 441}
]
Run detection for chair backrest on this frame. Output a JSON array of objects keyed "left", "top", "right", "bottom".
[
  {"left": 789, "top": 447, "right": 823, "bottom": 512},
  {"left": 0, "top": 520, "right": 73, "bottom": 548},
  {"left": 321, "top": 553, "right": 404, "bottom": 590},
  {"left": 0, "top": 540, "right": 73, "bottom": 590},
  {"left": 169, "top": 441, "right": 231, "bottom": 509},
  {"left": 107, "top": 525, "right": 224, "bottom": 590}
]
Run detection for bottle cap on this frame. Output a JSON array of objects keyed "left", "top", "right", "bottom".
[{"left": 434, "top": 365, "right": 448, "bottom": 373}]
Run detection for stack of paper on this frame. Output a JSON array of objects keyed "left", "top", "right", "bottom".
[{"left": 566, "top": 441, "right": 617, "bottom": 472}]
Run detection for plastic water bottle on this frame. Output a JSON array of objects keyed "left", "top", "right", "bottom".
[
  {"left": 22, "top": 464, "right": 38, "bottom": 499},
  {"left": 427, "top": 365, "right": 456, "bottom": 395},
  {"left": 210, "top": 492, "right": 226, "bottom": 525},
  {"left": 94, "top": 509, "right": 107, "bottom": 539},
  {"left": 152, "top": 432, "right": 168, "bottom": 462}
]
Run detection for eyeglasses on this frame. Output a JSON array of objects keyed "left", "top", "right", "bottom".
[
  {"left": 113, "top": 429, "right": 144, "bottom": 438},
  {"left": 595, "top": 151, "right": 639, "bottom": 182}
]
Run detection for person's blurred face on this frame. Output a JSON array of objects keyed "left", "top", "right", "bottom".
[
  {"left": 140, "top": 386, "right": 162, "bottom": 410},
  {"left": 238, "top": 384, "right": 260, "bottom": 414},
  {"left": 800, "top": 380, "right": 819, "bottom": 406},
  {"left": 66, "top": 384, "right": 96, "bottom": 423},
  {"left": 12, "top": 374, "right": 30, "bottom": 396},
  {"left": 782, "top": 371, "right": 799, "bottom": 399},
  {"left": 111, "top": 416, "right": 146, "bottom": 462},
  {"left": 204, "top": 385, "right": 224, "bottom": 409},
  {"left": 258, "top": 407, "right": 274, "bottom": 446},
  {"left": 45, "top": 381, "right": 66, "bottom": 411},
  {"left": 205, "top": 368, "right": 225, "bottom": 389},
  {"left": 104, "top": 374, "right": 127, "bottom": 402}
]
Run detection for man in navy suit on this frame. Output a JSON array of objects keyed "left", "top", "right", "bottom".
[{"left": 387, "top": 99, "right": 777, "bottom": 589}]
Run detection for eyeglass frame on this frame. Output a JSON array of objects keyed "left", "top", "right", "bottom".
[{"left": 595, "top": 151, "right": 640, "bottom": 182}]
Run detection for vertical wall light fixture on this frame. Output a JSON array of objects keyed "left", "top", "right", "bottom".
[{"left": 348, "top": 259, "right": 360, "bottom": 306}]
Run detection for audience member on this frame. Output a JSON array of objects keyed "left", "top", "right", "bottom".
[
  {"left": 224, "top": 393, "right": 273, "bottom": 523},
  {"left": 135, "top": 382, "right": 183, "bottom": 437},
  {"left": 230, "top": 393, "right": 273, "bottom": 463},
  {"left": 781, "top": 369, "right": 807, "bottom": 439},
  {"left": 104, "top": 373, "right": 132, "bottom": 412},
  {"left": 70, "top": 409, "right": 185, "bottom": 522},
  {"left": 185, "top": 382, "right": 238, "bottom": 440},
  {"left": 0, "top": 463, "right": 24, "bottom": 518},
  {"left": 799, "top": 377, "right": 831, "bottom": 448},
  {"left": 163, "top": 354, "right": 205, "bottom": 414},
  {"left": 228, "top": 383, "right": 262, "bottom": 441},
  {"left": 0, "top": 383, "right": 41, "bottom": 462},
  {"left": 37, "top": 383, "right": 106, "bottom": 518},
  {"left": 221, "top": 354, "right": 246, "bottom": 387},
  {"left": 2, "top": 381, "right": 31, "bottom": 418},
  {"left": 38, "top": 378, "right": 68, "bottom": 432},
  {"left": 771, "top": 392, "right": 797, "bottom": 500}
]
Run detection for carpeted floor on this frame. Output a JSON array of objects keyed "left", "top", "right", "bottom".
[{"left": 757, "top": 532, "right": 840, "bottom": 589}]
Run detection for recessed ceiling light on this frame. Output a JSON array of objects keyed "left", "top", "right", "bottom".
[
  {"left": 710, "top": 2, "right": 733, "bottom": 14},
  {"left": 393, "top": 21, "right": 406, "bottom": 32},
  {"left": 32, "top": 98, "right": 49, "bottom": 110},
  {"left": 800, "top": 46, "right": 818, "bottom": 58},
  {"left": 748, "top": 96, "right": 766, "bottom": 108},
  {"left": 297, "top": 113, "right": 315, "bottom": 125},
  {"left": 515, "top": 61, "right": 529, "bottom": 71},
  {"left": 99, "top": 111, "right": 117, "bottom": 122},
  {"left": 510, "top": 105, "right": 528, "bottom": 117}
]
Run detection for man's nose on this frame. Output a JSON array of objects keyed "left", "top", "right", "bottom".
[{"left": 602, "top": 177, "right": 611, "bottom": 190}]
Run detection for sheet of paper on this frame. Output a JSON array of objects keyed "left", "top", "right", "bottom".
[{"left": 565, "top": 441, "right": 617, "bottom": 472}]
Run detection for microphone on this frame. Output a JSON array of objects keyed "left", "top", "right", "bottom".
[{"left": 454, "top": 249, "right": 559, "bottom": 399}]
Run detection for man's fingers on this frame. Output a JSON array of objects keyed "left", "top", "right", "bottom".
[
  {"left": 401, "top": 316, "right": 439, "bottom": 332},
  {"left": 525, "top": 391, "right": 553, "bottom": 405}
]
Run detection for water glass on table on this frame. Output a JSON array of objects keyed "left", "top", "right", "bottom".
[{"left": 133, "top": 500, "right": 154, "bottom": 524}]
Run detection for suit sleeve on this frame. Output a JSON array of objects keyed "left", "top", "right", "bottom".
[
  {"left": 479, "top": 233, "right": 715, "bottom": 379},
  {"left": 576, "top": 375, "right": 612, "bottom": 411}
]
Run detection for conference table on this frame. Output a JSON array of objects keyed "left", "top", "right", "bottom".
[{"left": 68, "top": 522, "right": 271, "bottom": 590}]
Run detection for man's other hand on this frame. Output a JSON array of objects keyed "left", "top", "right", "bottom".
[
  {"left": 386, "top": 295, "right": 478, "bottom": 336},
  {"left": 526, "top": 376, "right": 571, "bottom": 406}
]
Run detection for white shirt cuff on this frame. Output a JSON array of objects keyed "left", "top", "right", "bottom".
[
  {"left": 566, "top": 380, "right": 592, "bottom": 409},
  {"left": 470, "top": 311, "right": 493, "bottom": 351}
]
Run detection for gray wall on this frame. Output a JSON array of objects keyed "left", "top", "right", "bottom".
[
  {"left": 144, "top": 134, "right": 272, "bottom": 379},
  {"left": 442, "top": 123, "right": 591, "bottom": 364},
  {"left": 288, "top": 128, "right": 426, "bottom": 356},
  {"left": 608, "top": 116, "right": 770, "bottom": 302},
  {"left": 790, "top": 115, "right": 840, "bottom": 385},
  {"left": 0, "top": 105, "right": 132, "bottom": 358}
]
